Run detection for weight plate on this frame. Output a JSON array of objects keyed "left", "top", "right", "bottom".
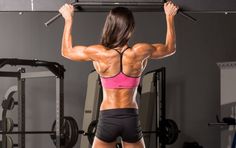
[
  {"left": 6, "top": 118, "right": 14, "bottom": 132},
  {"left": 159, "top": 119, "right": 179, "bottom": 145},
  {"left": 51, "top": 116, "right": 79, "bottom": 148},
  {"left": 87, "top": 120, "right": 98, "bottom": 145},
  {"left": 6, "top": 136, "right": 13, "bottom": 148}
]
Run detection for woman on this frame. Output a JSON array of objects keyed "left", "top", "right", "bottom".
[{"left": 59, "top": 2, "right": 178, "bottom": 148}]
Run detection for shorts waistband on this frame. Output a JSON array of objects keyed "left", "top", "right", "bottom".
[{"left": 99, "top": 108, "right": 139, "bottom": 116}]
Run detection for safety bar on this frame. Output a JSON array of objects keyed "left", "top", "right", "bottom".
[{"left": 0, "top": 58, "right": 65, "bottom": 78}]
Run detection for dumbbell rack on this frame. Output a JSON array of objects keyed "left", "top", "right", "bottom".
[{"left": 0, "top": 58, "right": 65, "bottom": 148}]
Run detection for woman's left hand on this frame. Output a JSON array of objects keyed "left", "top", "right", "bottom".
[
  {"left": 59, "top": 4, "right": 74, "bottom": 22},
  {"left": 164, "top": 1, "right": 179, "bottom": 17}
]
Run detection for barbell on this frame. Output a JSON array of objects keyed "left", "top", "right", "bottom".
[
  {"left": 0, "top": 116, "right": 82, "bottom": 148},
  {"left": 0, "top": 117, "right": 180, "bottom": 146},
  {"left": 0, "top": 116, "right": 97, "bottom": 148},
  {"left": 85, "top": 118, "right": 180, "bottom": 145}
]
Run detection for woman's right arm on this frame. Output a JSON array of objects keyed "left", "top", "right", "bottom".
[
  {"left": 133, "top": 1, "right": 178, "bottom": 59},
  {"left": 59, "top": 4, "right": 102, "bottom": 62}
]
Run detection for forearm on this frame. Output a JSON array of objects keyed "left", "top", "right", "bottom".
[
  {"left": 165, "top": 16, "right": 176, "bottom": 51},
  {"left": 61, "top": 20, "right": 73, "bottom": 56}
]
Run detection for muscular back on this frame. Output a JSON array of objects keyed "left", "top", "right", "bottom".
[
  {"left": 62, "top": 43, "right": 175, "bottom": 110},
  {"left": 92, "top": 45, "right": 148, "bottom": 78},
  {"left": 91, "top": 45, "right": 149, "bottom": 110},
  {"left": 59, "top": 1, "right": 177, "bottom": 110}
]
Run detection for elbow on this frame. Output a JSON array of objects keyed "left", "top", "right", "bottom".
[
  {"left": 61, "top": 47, "right": 71, "bottom": 59},
  {"left": 170, "top": 47, "right": 176, "bottom": 55},
  {"left": 167, "top": 44, "right": 176, "bottom": 55},
  {"left": 61, "top": 52, "right": 66, "bottom": 58},
  {"left": 61, "top": 48, "right": 66, "bottom": 58}
]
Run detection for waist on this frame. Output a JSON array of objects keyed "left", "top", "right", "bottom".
[
  {"left": 100, "top": 87, "right": 138, "bottom": 110},
  {"left": 100, "top": 98, "right": 138, "bottom": 110},
  {"left": 99, "top": 108, "right": 139, "bottom": 117}
]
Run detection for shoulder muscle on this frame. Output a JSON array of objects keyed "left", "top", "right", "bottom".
[{"left": 132, "top": 43, "right": 154, "bottom": 59}]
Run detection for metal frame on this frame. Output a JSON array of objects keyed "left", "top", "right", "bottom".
[
  {"left": 18, "top": 68, "right": 26, "bottom": 148},
  {"left": 80, "top": 70, "right": 103, "bottom": 148},
  {"left": 156, "top": 68, "right": 166, "bottom": 148},
  {"left": 0, "top": 58, "right": 65, "bottom": 148},
  {"left": 143, "top": 67, "right": 166, "bottom": 148}
]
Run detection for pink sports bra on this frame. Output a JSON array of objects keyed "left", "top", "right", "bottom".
[{"left": 100, "top": 47, "right": 141, "bottom": 89}]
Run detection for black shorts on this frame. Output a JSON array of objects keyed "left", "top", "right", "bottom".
[{"left": 95, "top": 108, "right": 143, "bottom": 143}]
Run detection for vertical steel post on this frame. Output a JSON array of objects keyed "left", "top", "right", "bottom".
[
  {"left": 155, "top": 67, "right": 166, "bottom": 148},
  {"left": 18, "top": 68, "right": 25, "bottom": 148},
  {"left": 56, "top": 77, "right": 64, "bottom": 148},
  {"left": 161, "top": 68, "right": 166, "bottom": 148},
  {"left": 155, "top": 72, "right": 159, "bottom": 148}
]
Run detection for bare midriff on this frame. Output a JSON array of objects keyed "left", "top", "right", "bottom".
[{"left": 100, "top": 88, "right": 138, "bottom": 110}]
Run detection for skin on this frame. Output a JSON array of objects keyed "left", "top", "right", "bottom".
[{"left": 59, "top": 2, "right": 178, "bottom": 148}]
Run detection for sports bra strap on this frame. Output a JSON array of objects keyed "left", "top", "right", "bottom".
[{"left": 112, "top": 46, "right": 130, "bottom": 72}]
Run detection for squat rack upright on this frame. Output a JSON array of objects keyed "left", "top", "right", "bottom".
[{"left": 0, "top": 58, "right": 65, "bottom": 148}]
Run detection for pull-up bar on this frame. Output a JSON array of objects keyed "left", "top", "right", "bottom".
[{"left": 44, "top": 2, "right": 196, "bottom": 26}]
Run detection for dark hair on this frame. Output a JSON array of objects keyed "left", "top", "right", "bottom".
[{"left": 100, "top": 7, "right": 135, "bottom": 49}]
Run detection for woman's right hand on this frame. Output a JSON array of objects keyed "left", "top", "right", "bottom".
[
  {"left": 164, "top": 1, "right": 179, "bottom": 16},
  {"left": 59, "top": 3, "right": 74, "bottom": 22}
]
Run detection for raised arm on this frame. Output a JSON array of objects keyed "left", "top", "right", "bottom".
[
  {"left": 133, "top": 1, "right": 178, "bottom": 59},
  {"left": 59, "top": 4, "right": 100, "bottom": 61}
]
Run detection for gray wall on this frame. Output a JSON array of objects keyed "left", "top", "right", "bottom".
[{"left": 0, "top": 11, "right": 236, "bottom": 148}]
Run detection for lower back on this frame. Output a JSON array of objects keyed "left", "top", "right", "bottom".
[{"left": 100, "top": 88, "right": 138, "bottom": 110}]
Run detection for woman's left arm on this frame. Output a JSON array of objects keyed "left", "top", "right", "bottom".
[{"left": 59, "top": 4, "right": 100, "bottom": 61}]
